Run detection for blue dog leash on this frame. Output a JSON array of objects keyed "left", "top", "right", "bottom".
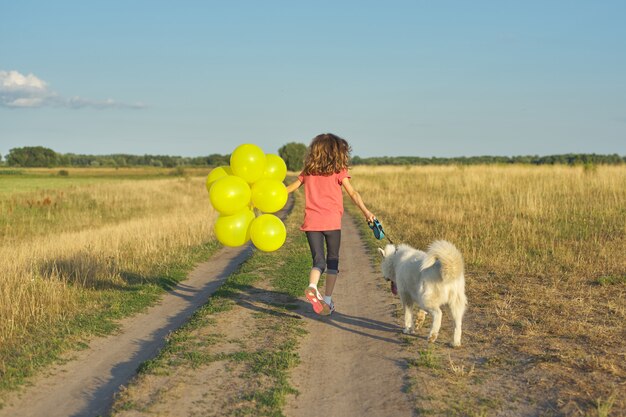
[{"left": 368, "top": 218, "right": 394, "bottom": 244}]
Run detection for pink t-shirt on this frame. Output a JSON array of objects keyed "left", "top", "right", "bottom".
[{"left": 297, "top": 169, "right": 351, "bottom": 231}]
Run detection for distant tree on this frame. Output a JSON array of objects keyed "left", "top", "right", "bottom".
[
  {"left": 205, "top": 153, "right": 230, "bottom": 167},
  {"left": 7, "top": 146, "right": 59, "bottom": 167},
  {"left": 278, "top": 142, "right": 307, "bottom": 171},
  {"left": 56, "top": 153, "right": 70, "bottom": 166},
  {"left": 351, "top": 155, "right": 362, "bottom": 165},
  {"left": 114, "top": 156, "right": 128, "bottom": 166}
]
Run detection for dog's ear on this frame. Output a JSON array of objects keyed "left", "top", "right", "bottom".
[{"left": 377, "top": 247, "right": 386, "bottom": 258}]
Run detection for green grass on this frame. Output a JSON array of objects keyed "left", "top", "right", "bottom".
[
  {"left": 407, "top": 348, "right": 441, "bottom": 370},
  {"left": 0, "top": 240, "right": 220, "bottom": 395},
  {"left": 596, "top": 275, "right": 626, "bottom": 286},
  {"left": 591, "top": 394, "right": 616, "bottom": 417},
  {"left": 271, "top": 231, "right": 312, "bottom": 297}
]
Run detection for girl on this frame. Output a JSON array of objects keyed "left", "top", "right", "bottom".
[{"left": 286, "top": 133, "right": 376, "bottom": 315}]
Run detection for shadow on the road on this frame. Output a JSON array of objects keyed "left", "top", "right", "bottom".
[{"left": 231, "top": 284, "right": 404, "bottom": 346}]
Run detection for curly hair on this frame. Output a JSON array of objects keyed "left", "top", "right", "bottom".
[{"left": 302, "top": 133, "right": 352, "bottom": 176}]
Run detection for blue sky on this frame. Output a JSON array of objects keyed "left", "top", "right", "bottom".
[{"left": 1, "top": 1, "right": 625, "bottom": 158}]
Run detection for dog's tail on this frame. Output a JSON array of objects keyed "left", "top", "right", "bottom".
[{"left": 420, "top": 240, "right": 464, "bottom": 282}]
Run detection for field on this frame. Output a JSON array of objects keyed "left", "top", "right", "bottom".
[
  {"left": 0, "top": 167, "right": 211, "bottom": 195},
  {"left": 350, "top": 164, "right": 626, "bottom": 415},
  {"left": 0, "top": 167, "right": 218, "bottom": 390},
  {"left": 0, "top": 164, "right": 624, "bottom": 416}
]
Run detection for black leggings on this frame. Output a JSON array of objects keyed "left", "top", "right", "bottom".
[{"left": 305, "top": 230, "right": 341, "bottom": 274}]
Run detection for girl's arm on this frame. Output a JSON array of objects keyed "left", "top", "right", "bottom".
[
  {"left": 285, "top": 179, "right": 302, "bottom": 194},
  {"left": 341, "top": 178, "right": 375, "bottom": 222}
]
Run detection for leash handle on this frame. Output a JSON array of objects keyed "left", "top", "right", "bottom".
[{"left": 368, "top": 218, "right": 393, "bottom": 244}]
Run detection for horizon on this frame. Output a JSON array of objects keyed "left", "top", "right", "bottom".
[
  {"left": 1, "top": 145, "right": 623, "bottom": 163},
  {"left": 2, "top": 1, "right": 626, "bottom": 158}
]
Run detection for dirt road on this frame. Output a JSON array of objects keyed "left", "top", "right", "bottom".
[{"left": 284, "top": 213, "right": 413, "bottom": 417}]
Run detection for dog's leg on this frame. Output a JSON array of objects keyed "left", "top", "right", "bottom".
[
  {"left": 449, "top": 294, "right": 467, "bottom": 347},
  {"left": 400, "top": 295, "right": 415, "bottom": 334},
  {"left": 451, "top": 312, "right": 463, "bottom": 347},
  {"left": 415, "top": 309, "right": 427, "bottom": 329},
  {"left": 427, "top": 308, "right": 442, "bottom": 343}
]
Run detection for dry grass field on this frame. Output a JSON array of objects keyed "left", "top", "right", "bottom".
[
  {"left": 0, "top": 169, "right": 217, "bottom": 391},
  {"left": 350, "top": 165, "right": 626, "bottom": 416},
  {"left": 1, "top": 164, "right": 624, "bottom": 416},
  {"left": 0, "top": 166, "right": 211, "bottom": 195}
]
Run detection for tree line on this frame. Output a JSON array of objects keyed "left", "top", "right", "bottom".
[
  {"left": 1, "top": 145, "right": 624, "bottom": 170},
  {"left": 350, "top": 153, "right": 626, "bottom": 166},
  {"left": 0, "top": 144, "right": 308, "bottom": 170},
  {"left": 0, "top": 147, "right": 230, "bottom": 168}
]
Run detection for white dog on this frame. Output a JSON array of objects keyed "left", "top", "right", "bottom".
[{"left": 378, "top": 240, "right": 467, "bottom": 347}]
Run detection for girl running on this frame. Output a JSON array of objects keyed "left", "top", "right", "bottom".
[{"left": 286, "top": 133, "right": 376, "bottom": 315}]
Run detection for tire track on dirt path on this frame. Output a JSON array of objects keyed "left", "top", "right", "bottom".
[
  {"left": 0, "top": 198, "right": 293, "bottom": 417},
  {"left": 0, "top": 246, "right": 254, "bottom": 417},
  {"left": 284, "top": 212, "right": 414, "bottom": 417}
]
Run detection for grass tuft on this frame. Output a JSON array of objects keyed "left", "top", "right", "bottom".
[
  {"left": 407, "top": 348, "right": 441, "bottom": 369},
  {"left": 591, "top": 394, "right": 616, "bottom": 417},
  {"left": 596, "top": 275, "right": 626, "bottom": 286}
]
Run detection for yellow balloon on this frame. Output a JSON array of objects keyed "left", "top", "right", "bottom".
[
  {"left": 209, "top": 175, "right": 251, "bottom": 215},
  {"left": 230, "top": 144, "right": 266, "bottom": 183},
  {"left": 214, "top": 209, "right": 255, "bottom": 247},
  {"left": 205, "top": 166, "right": 233, "bottom": 193},
  {"left": 250, "top": 214, "right": 286, "bottom": 252},
  {"left": 251, "top": 179, "right": 288, "bottom": 213},
  {"left": 262, "top": 154, "right": 287, "bottom": 182}
]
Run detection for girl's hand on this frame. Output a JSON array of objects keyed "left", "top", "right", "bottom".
[
  {"left": 365, "top": 211, "right": 376, "bottom": 223},
  {"left": 285, "top": 179, "right": 302, "bottom": 194}
]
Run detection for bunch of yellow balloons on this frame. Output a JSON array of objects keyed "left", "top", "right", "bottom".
[{"left": 206, "top": 144, "right": 288, "bottom": 252}]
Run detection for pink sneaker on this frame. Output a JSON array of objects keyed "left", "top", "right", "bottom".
[
  {"left": 304, "top": 287, "right": 330, "bottom": 315},
  {"left": 327, "top": 301, "right": 335, "bottom": 315}
]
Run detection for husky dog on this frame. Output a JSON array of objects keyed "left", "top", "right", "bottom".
[{"left": 378, "top": 240, "right": 467, "bottom": 346}]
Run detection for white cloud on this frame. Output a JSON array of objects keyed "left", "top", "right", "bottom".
[
  {"left": 8, "top": 97, "right": 47, "bottom": 107},
  {"left": 66, "top": 96, "right": 145, "bottom": 109},
  {"left": 0, "top": 70, "right": 144, "bottom": 109},
  {"left": 0, "top": 70, "right": 52, "bottom": 107},
  {"left": 1, "top": 70, "right": 48, "bottom": 91}
]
